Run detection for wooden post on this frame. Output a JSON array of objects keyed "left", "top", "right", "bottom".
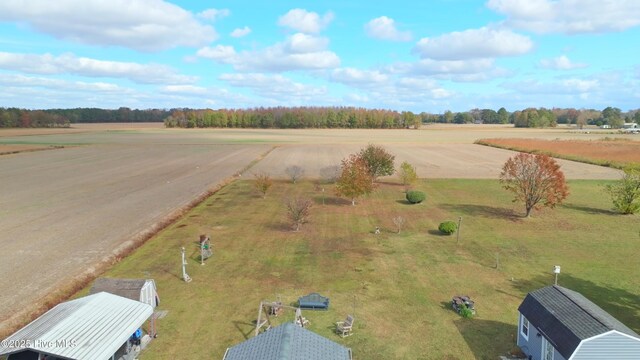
[{"left": 456, "top": 216, "right": 462, "bottom": 244}]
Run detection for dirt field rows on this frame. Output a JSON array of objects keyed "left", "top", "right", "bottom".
[
  {"left": 0, "top": 125, "right": 626, "bottom": 334},
  {"left": 252, "top": 144, "right": 622, "bottom": 180},
  {"left": 0, "top": 143, "right": 269, "bottom": 331}
]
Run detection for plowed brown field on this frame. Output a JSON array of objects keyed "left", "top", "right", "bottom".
[{"left": 477, "top": 138, "right": 640, "bottom": 168}]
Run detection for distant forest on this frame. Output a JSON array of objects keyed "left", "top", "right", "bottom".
[
  {"left": 0, "top": 107, "right": 170, "bottom": 128},
  {"left": 160, "top": 106, "right": 640, "bottom": 129},
  {"left": 1, "top": 106, "right": 639, "bottom": 129}
]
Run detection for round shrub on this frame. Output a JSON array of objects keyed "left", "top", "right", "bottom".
[
  {"left": 406, "top": 190, "right": 426, "bottom": 204},
  {"left": 438, "top": 221, "right": 457, "bottom": 235}
]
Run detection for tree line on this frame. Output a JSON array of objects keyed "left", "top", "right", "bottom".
[
  {"left": 422, "top": 107, "right": 640, "bottom": 128},
  {"left": 2, "top": 105, "right": 639, "bottom": 129},
  {"left": 0, "top": 107, "right": 171, "bottom": 128},
  {"left": 164, "top": 107, "right": 422, "bottom": 129}
]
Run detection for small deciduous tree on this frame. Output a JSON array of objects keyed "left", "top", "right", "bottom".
[
  {"left": 392, "top": 216, "right": 405, "bottom": 234},
  {"left": 500, "top": 153, "right": 569, "bottom": 217},
  {"left": 286, "top": 197, "right": 312, "bottom": 231},
  {"left": 358, "top": 144, "right": 395, "bottom": 180},
  {"left": 320, "top": 165, "right": 340, "bottom": 184},
  {"left": 398, "top": 161, "right": 418, "bottom": 189},
  {"left": 254, "top": 172, "right": 272, "bottom": 199},
  {"left": 606, "top": 166, "right": 640, "bottom": 214},
  {"left": 285, "top": 165, "right": 305, "bottom": 184},
  {"left": 336, "top": 154, "right": 375, "bottom": 205}
]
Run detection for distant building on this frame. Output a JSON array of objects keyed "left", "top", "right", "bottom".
[{"left": 517, "top": 285, "right": 640, "bottom": 360}]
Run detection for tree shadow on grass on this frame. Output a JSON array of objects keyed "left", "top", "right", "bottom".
[
  {"left": 453, "top": 318, "right": 518, "bottom": 360},
  {"left": 428, "top": 229, "right": 450, "bottom": 236},
  {"left": 312, "top": 195, "right": 352, "bottom": 206},
  {"left": 265, "top": 221, "right": 294, "bottom": 232},
  {"left": 511, "top": 272, "right": 640, "bottom": 333},
  {"left": 441, "top": 204, "right": 521, "bottom": 221},
  {"left": 561, "top": 203, "right": 617, "bottom": 216}
]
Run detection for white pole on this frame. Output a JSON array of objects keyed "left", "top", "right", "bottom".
[{"left": 182, "top": 247, "right": 192, "bottom": 283}]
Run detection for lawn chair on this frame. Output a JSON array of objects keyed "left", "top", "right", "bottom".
[{"left": 336, "top": 315, "right": 354, "bottom": 337}]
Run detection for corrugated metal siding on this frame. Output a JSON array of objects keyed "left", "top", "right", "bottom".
[
  {"left": 0, "top": 292, "right": 153, "bottom": 360},
  {"left": 571, "top": 332, "right": 640, "bottom": 360}
]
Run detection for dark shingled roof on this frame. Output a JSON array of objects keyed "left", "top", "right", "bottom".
[
  {"left": 89, "top": 278, "right": 146, "bottom": 302},
  {"left": 518, "top": 285, "right": 639, "bottom": 359},
  {"left": 223, "top": 323, "right": 351, "bottom": 360}
]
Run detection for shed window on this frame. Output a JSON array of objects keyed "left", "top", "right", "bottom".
[{"left": 520, "top": 315, "right": 529, "bottom": 340}]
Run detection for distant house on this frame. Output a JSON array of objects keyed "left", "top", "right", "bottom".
[
  {"left": 90, "top": 277, "right": 159, "bottom": 308},
  {"left": 0, "top": 292, "right": 154, "bottom": 360},
  {"left": 223, "top": 322, "right": 352, "bottom": 360},
  {"left": 517, "top": 285, "right": 640, "bottom": 360}
]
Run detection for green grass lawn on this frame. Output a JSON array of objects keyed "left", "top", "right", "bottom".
[{"left": 91, "top": 179, "right": 640, "bottom": 360}]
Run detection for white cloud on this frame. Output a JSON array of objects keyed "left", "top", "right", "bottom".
[
  {"left": 196, "top": 45, "right": 237, "bottom": 63},
  {"left": 365, "top": 16, "right": 412, "bottom": 42},
  {"left": 0, "top": 0, "right": 217, "bottom": 51},
  {"left": 278, "top": 9, "right": 334, "bottom": 34},
  {"left": 160, "top": 85, "right": 209, "bottom": 95},
  {"left": 487, "top": 0, "right": 640, "bottom": 34},
  {"left": 0, "top": 73, "right": 129, "bottom": 93},
  {"left": 345, "top": 93, "right": 370, "bottom": 103},
  {"left": 0, "top": 51, "right": 196, "bottom": 84},
  {"left": 396, "top": 77, "right": 439, "bottom": 91},
  {"left": 197, "top": 8, "right": 230, "bottom": 20},
  {"left": 413, "top": 27, "right": 533, "bottom": 60},
  {"left": 409, "top": 58, "right": 495, "bottom": 75},
  {"left": 285, "top": 33, "right": 329, "bottom": 53},
  {"left": 219, "top": 73, "right": 327, "bottom": 99},
  {"left": 330, "top": 68, "right": 388, "bottom": 87},
  {"left": 197, "top": 33, "right": 340, "bottom": 72},
  {"left": 386, "top": 58, "right": 509, "bottom": 82},
  {"left": 230, "top": 26, "right": 251, "bottom": 38},
  {"left": 539, "top": 55, "right": 587, "bottom": 70},
  {"left": 504, "top": 78, "right": 600, "bottom": 94}
]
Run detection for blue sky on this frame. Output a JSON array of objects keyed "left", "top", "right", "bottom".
[{"left": 0, "top": 0, "right": 638, "bottom": 112}]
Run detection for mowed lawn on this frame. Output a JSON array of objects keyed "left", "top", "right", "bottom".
[{"left": 92, "top": 178, "right": 640, "bottom": 360}]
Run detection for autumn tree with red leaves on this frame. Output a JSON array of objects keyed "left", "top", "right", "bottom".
[
  {"left": 336, "top": 154, "right": 375, "bottom": 205},
  {"left": 500, "top": 153, "right": 569, "bottom": 217}
]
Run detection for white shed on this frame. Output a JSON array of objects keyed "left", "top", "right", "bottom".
[{"left": 90, "top": 278, "right": 159, "bottom": 308}]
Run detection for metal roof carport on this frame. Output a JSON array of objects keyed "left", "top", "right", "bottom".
[{"left": 0, "top": 292, "right": 153, "bottom": 360}]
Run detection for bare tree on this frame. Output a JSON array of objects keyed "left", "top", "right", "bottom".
[
  {"left": 254, "top": 172, "right": 273, "bottom": 199},
  {"left": 286, "top": 197, "right": 312, "bottom": 231},
  {"left": 392, "top": 216, "right": 406, "bottom": 234},
  {"left": 285, "top": 165, "right": 305, "bottom": 184},
  {"left": 320, "top": 165, "right": 341, "bottom": 184}
]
